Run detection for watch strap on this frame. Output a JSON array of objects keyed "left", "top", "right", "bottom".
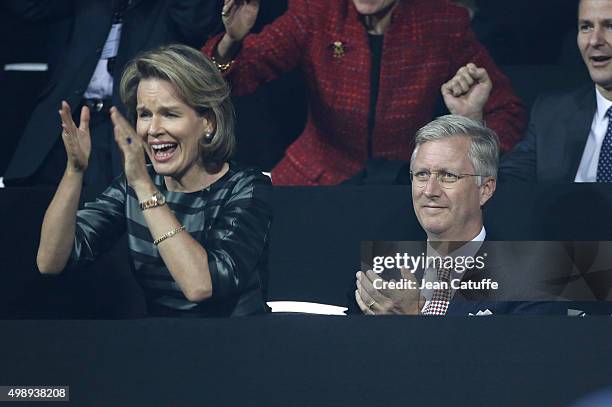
[{"left": 139, "top": 191, "right": 165, "bottom": 210}]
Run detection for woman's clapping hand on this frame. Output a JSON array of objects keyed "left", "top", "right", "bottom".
[
  {"left": 59, "top": 101, "right": 91, "bottom": 173},
  {"left": 110, "top": 107, "right": 151, "bottom": 189}
]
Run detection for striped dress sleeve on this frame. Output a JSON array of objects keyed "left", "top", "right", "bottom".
[
  {"left": 68, "top": 175, "right": 128, "bottom": 269},
  {"left": 205, "top": 171, "right": 272, "bottom": 300}
]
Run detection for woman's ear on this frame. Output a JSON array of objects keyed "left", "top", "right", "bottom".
[
  {"left": 202, "top": 110, "right": 216, "bottom": 135},
  {"left": 202, "top": 112, "right": 216, "bottom": 143}
]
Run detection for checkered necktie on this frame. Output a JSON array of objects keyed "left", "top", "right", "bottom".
[
  {"left": 421, "top": 268, "right": 452, "bottom": 316},
  {"left": 597, "top": 107, "right": 612, "bottom": 182}
]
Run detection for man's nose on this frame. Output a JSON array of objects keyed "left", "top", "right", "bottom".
[
  {"left": 590, "top": 26, "right": 606, "bottom": 46},
  {"left": 423, "top": 175, "right": 442, "bottom": 197}
]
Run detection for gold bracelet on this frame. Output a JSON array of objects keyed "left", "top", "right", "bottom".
[
  {"left": 153, "top": 225, "right": 186, "bottom": 246},
  {"left": 211, "top": 55, "right": 234, "bottom": 73}
]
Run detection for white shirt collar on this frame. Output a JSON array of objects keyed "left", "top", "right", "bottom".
[
  {"left": 574, "top": 87, "right": 612, "bottom": 182},
  {"left": 426, "top": 226, "right": 486, "bottom": 259},
  {"left": 595, "top": 86, "right": 612, "bottom": 124}
]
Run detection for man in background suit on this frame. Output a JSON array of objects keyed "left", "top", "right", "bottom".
[
  {"left": 4, "top": 0, "right": 219, "bottom": 190},
  {"left": 500, "top": 0, "right": 612, "bottom": 183}
]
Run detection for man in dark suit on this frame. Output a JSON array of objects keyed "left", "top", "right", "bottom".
[
  {"left": 4, "top": 0, "right": 219, "bottom": 189},
  {"left": 358, "top": 239, "right": 573, "bottom": 316},
  {"left": 500, "top": 0, "right": 612, "bottom": 183},
  {"left": 353, "top": 115, "right": 589, "bottom": 316},
  {"left": 355, "top": 115, "right": 510, "bottom": 316}
]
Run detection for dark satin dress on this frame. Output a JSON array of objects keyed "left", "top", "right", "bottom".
[{"left": 69, "top": 163, "right": 272, "bottom": 317}]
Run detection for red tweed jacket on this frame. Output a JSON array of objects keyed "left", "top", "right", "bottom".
[{"left": 203, "top": 0, "right": 527, "bottom": 185}]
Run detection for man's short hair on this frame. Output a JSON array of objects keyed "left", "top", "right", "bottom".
[{"left": 410, "top": 115, "right": 500, "bottom": 181}]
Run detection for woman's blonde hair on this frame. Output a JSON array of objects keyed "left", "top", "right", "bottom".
[{"left": 120, "top": 44, "right": 235, "bottom": 165}]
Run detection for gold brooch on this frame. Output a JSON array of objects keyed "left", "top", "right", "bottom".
[{"left": 332, "top": 41, "right": 345, "bottom": 58}]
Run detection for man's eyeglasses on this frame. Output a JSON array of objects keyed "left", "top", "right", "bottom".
[{"left": 410, "top": 170, "right": 482, "bottom": 189}]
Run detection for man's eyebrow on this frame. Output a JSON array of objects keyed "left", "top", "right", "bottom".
[
  {"left": 579, "top": 18, "right": 612, "bottom": 26},
  {"left": 413, "top": 167, "right": 458, "bottom": 172}
]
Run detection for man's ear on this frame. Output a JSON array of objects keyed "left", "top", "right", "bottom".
[{"left": 479, "top": 177, "right": 496, "bottom": 206}]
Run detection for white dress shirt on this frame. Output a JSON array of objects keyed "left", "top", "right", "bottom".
[
  {"left": 575, "top": 87, "right": 612, "bottom": 182},
  {"left": 83, "top": 23, "right": 123, "bottom": 99}
]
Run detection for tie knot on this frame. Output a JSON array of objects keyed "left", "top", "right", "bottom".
[{"left": 606, "top": 106, "right": 612, "bottom": 119}]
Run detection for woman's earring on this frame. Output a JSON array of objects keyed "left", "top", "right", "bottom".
[{"left": 204, "top": 131, "right": 214, "bottom": 143}]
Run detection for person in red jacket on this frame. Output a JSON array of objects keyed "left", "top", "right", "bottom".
[{"left": 203, "top": 0, "right": 526, "bottom": 186}]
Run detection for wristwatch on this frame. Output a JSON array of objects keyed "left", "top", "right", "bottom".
[{"left": 139, "top": 191, "right": 166, "bottom": 210}]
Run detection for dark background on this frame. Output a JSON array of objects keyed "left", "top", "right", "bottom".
[{"left": 0, "top": 316, "right": 610, "bottom": 407}]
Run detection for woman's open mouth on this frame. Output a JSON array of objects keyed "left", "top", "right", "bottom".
[{"left": 150, "top": 143, "right": 178, "bottom": 163}]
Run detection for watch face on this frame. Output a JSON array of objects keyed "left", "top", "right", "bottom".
[{"left": 156, "top": 192, "right": 166, "bottom": 205}]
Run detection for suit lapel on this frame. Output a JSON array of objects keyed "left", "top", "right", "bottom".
[{"left": 448, "top": 241, "right": 501, "bottom": 315}]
